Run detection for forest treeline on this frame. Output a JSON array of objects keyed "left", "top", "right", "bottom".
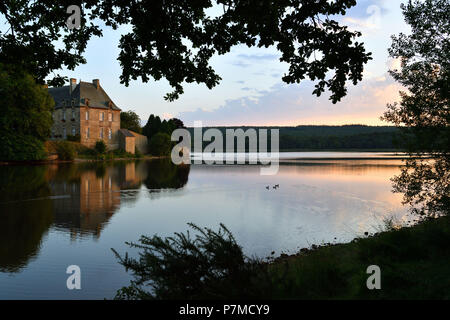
[{"left": 187, "top": 125, "right": 400, "bottom": 151}]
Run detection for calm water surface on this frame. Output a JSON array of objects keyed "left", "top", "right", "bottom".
[{"left": 0, "top": 153, "right": 413, "bottom": 299}]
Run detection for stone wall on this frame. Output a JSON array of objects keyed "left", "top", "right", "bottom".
[
  {"left": 51, "top": 107, "right": 81, "bottom": 139},
  {"left": 79, "top": 108, "right": 121, "bottom": 149},
  {"left": 51, "top": 107, "right": 121, "bottom": 150},
  {"left": 130, "top": 131, "right": 149, "bottom": 154},
  {"left": 119, "top": 135, "right": 135, "bottom": 154}
]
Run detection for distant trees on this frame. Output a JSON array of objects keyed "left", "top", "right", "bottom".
[
  {"left": 142, "top": 114, "right": 185, "bottom": 156},
  {"left": 186, "top": 125, "right": 399, "bottom": 151},
  {"left": 142, "top": 115, "right": 162, "bottom": 140},
  {"left": 142, "top": 114, "right": 184, "bottom": 141},
  {"left": 148, "top": 133, "right": 172, "bottom": 156},
  {"left": 382, "top": 0, "right": 449, "bottom": 216},
  {"left": 0, "top": 64, "right": 54, "bottom": 161},
  {"left": 120, "top": 110, "right": 142, "bottom": 133}
]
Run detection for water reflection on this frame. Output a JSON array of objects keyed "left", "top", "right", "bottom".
[
  {"left": 0, "top": 160, "right": 190, "bottom": 272},
  {"left": 0, "top": 156, "right": 413, "bottom": 299}
]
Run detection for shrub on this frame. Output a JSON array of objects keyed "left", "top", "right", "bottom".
[
  {"left": 66, "top": 134, "right": 81, "bottom": 142},
  {"left": 113, "top": 223, "right": 271, "bottom": 300},
  {"left": 77, "top": 147, "right": 97, "bottom": 158},
  {"left": 0, "top": 134, "right": 47, "bottom": 161},
  {"left": 54, "top": 141, "right": 75, "bottom": 160},
  {"left": 94, "top": 140, "right": 107, "bottom": 154},
  {"left": 148, "top": 132, "right": 172, "bottom": 156}
]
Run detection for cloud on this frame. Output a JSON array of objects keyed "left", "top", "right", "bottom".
[
  {"left": 231, "top": 54, "right": 280, "bottom": 69},
  {"left": 236, "top": 53, "right": 280, "bottom": 61},
  {"left": 344, "top": 0, "right": 389, "bottom": 19},
  {"left": 341, "top": 1, "right": 392, "bottom": 34},
  {"left": 178, "top": 74, "right": 403, "bottom": 126},
  {"left": 387, "top": 57, "right": 402, "bottom": 72},
  {"left": 232, "top": 61, "right": 250, "bottom": 68},
  {"left": 343, "top": 16, "right": 380, "bottom": 31},
  {"left": 162, "top": 112, "right": 174, "bottom": 120}
]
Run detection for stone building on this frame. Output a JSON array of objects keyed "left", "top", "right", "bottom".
[{"left": 48, "top": 78, "right": 122, "bottom": 149}]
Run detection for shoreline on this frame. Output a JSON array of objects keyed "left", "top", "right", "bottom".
[
  {"left": 0, "top": 155, "right": 168, "bottom": 166},
  {"left": 262, "top": 215, "right": 450, "bottom": 299}
]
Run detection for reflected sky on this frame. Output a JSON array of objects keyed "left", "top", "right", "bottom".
[{"left": 0, "top": 156, "right": 413, "bottom": 299}]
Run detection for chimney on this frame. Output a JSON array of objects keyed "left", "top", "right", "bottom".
[
  {"left": 69, "top": 78, "right": 76, "bottom": 95},
  {"left": 93, "top": 79, "right": 100, "bottom": 89}
]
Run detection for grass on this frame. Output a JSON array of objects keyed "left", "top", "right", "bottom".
[{"left": 268, "top": 215, "right": 450, "bottom": 299}]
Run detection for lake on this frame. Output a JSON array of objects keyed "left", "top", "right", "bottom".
[{"left": 0, "top": 153, "right": 414, "bottom": 299}]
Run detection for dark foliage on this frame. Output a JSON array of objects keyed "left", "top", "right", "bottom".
[
  {"left": 148, "top": 132, "right": 172, "bottom": 156},
  {"left": 1, "top": 1, "right": 370, "bottom": 101},
  {"left": 0, "top": 64, "right": 53, "bottom": 161},
  {"left": 94, "top": 140, "right": 107, "bottom": 154},
  {"left": 381, "top": 0, "right": 449, "bottom": 216},
  {"left": 187, "top": 125, "right": 400, "bottom": 151},
  {"left": 120, "top": 110, "right": 142, "bottom": 133},
  {"left": 113, "top": 217, "right": 450, "bottom": 299},
  {"left": 143, "top": 159, "right": 190, "bottom": 190},
  {"left": 0, "top": 1, "right": 102, "bottom": 86},
  {"left": 142, "top": 114, "right": 183, "bottom": 141},
  {"left": 54, "top": 141, "right": 76, "bottom": 160},
  {"left": 112, "top": 223, "right": 271, "bottom": 299}
]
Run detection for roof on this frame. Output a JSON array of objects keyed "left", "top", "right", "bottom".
[
  {"left": 48, "top": 81, "right": 121, "bottom": 111},
  {"left": 129, "top": 130, "right": 146, "bottom": 138},
  {"left": 118, "top": 129, "right": 135, "bottom": 137}
]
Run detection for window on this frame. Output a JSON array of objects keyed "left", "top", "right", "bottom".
[
  {"left": 108, "top": 113, "right": 112, "bottom": 122},
  {"left": 86, "top": 127, "right": 90, "bottom": 138},
  {"left": 71, "top": 127, "right": 76, "bottom": 136},
  {"left": 71, "top": 108, "right": 75, "bottom": 119},
  {"left": 63, "top": 127, "right": 66, "bottom": 139},
  {"left": 108, "top": 128, "right": 112, "bottom": 140},
  {"left": 62, "top": 110, "right": 66, "bottom": 120},
  {"left": 100, "top": 128, "right": 104, "bottom": 139},
  {"left": 100, "top": 112, "right": 104, "bottom": 121},
  {"left": 86, "top": 110, "right": 89, "bottom": 121},
  {"left": 71, "top": 99, "right": 75, "bottom": 107}
]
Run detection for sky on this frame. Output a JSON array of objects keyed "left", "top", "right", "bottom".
[{"left": 22, "top": 1, "right": 411, "bottom": 126}]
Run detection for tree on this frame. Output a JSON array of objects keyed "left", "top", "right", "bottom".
[
  {"left": 1, "top": 1, "right": 371, "bottom": 102},
  {"left": 0, "top": 64, "right": 54, "bottom": 160},
  {"left": 148, "top": 132, "right": 172, "bottom": 156},
  {"left": 382, "top": 0, "right": 449, "bottom": 216},
  {"left": 142, "top": 114, "right": 162, "bottom": 140},
  {"left": 0, "top": 1, "right": 102, "bottom": 86},
  {"left": 171, "top": 118, "right": 185, "bottom": 129},
  {"left": 120, "top": 110, "right": 142, "bottom": 133}
]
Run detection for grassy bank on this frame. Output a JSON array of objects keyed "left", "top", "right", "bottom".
[
  {"left": 268, "top": 215, "right": 450, "bottom": 299},
  {"left": 114, "top": 215, "right": 450, "bottom": 300}
]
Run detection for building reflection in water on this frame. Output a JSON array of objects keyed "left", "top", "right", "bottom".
[{"left": 0, "top": 160, "right": 190, "bottom": 272}]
